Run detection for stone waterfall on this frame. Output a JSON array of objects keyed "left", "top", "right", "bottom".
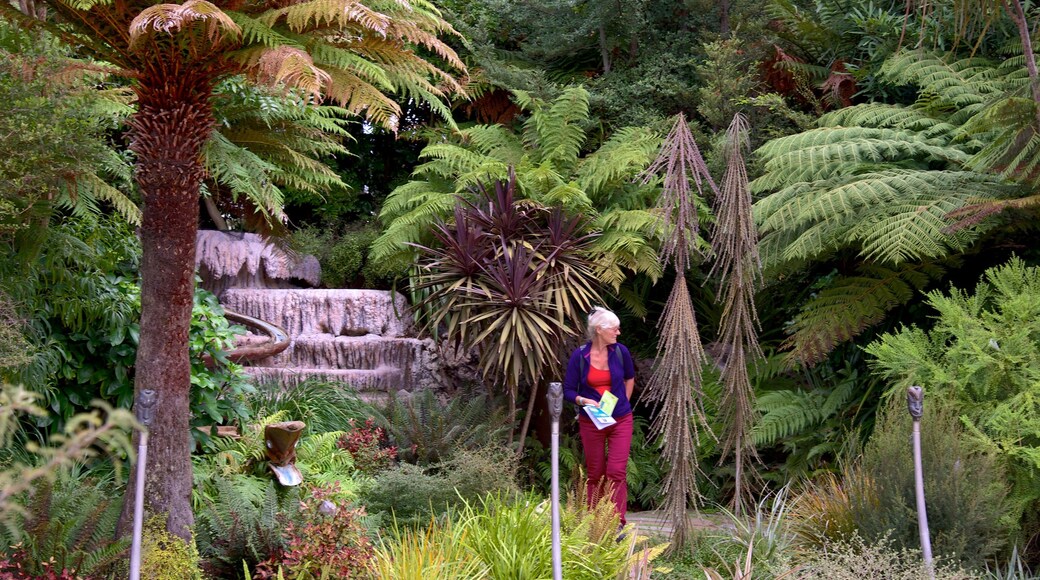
[{"left": 197, "top": 231, "right": 444, "bottom": 400}]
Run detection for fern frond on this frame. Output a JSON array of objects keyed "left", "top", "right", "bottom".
[{"left": 781, "top": 262, "right": 943, "bottom": 365}]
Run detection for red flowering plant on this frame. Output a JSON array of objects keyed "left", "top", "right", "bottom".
[
  {"left": 0, "top": 545, "right": 80, "bottom": 580},
  {"left": 337, "top": 418, "right": 397, "bottom": 475},
  {"left": 253, "top": 484, "right": 374, "bottom": 579}
]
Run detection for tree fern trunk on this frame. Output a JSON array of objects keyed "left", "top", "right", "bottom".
[
  {"left": 598, "top": 25, "right": 611, "bottom": 74},
  {"left": 1004, "top": 0, "right": 1040, "bottom": 119},
  {"left": 515, "top": 382, "right": 540, "bottom": 458},
  {"left": 117, "top": 79, "right": 215, "bottom": 542}
]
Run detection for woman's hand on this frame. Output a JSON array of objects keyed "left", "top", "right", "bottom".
[{"left": 578, "top": 396, "right": 601, "bottom": 408}]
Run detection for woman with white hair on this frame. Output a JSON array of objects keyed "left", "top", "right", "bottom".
[{"left": 562, "top": 306, "right": 636, "bottom": 528}]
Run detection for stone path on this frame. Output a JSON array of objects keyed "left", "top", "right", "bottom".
[{"left": 626, "top": 509, "right": 732, "bottom": 539}]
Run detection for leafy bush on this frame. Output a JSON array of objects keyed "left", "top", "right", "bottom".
[
  {"left": 378, "top": 389, "right": 509, "bottom": 465},
  {"left": 859, "top": 399, "right": 1011, "bottom": 567},
  {"left": 790, "top": 398, "right": 1012, "bottom": 569},
  {"left": 253, "top": 484, "right": 373, "bottom": 580},
  {"left": 290, "top": 224, "right": 388, "bottom": 289},
  {"left": 360, "top": 446, "right": 518, "bottom": 527},
  {"left": 2, "top": 216, "right": 252, "bottom": 441},
  {"left": 337, "top": 419, "right": 396, "bottom": 475},
  {"left": 795, "top": 534, "right": 973, "bottom": 580},
  {"left": 867, "top": 258, "right": 1040, "bottom": 551}
]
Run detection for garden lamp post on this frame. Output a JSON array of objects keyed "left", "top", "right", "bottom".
[
  {"left": 129, "top": 388, "right": 157, "bottom": 580},
  {"left": 547, "top": 381, "right": 564, "bottom": 580},
  {"left": 907, "top": 385, "right": 933, "bottom": 576}
]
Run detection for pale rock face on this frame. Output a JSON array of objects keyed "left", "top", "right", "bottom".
[
  {"left": 196, "top": 232, "right": 446, "bottom": 399},
  {"left": 223, "top": 289, "right": 444, "bottom": 396},
  {"left": 196, "top": 230, "right": 321, "bottom": 296},
  {"left": 222, "top": 289, "right": 414, "bottom": 338}
]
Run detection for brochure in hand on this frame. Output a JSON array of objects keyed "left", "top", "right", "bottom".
[{"left": 583, "top": 395, "right": 617, "bottom": 430}]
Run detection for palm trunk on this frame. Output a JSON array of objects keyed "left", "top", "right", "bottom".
[
  {"left": 117, "top": 90, "right": 214, "bottom": 541},
  {"left": 515, "top": 382, "right": 541, "bottom": 459}
]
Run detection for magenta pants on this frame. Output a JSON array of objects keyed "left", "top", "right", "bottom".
[{"left": 578, "top": 412, "right": 633, "bottom": 525}]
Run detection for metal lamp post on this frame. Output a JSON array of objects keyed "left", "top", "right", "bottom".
[
  {"left": 129, "top": 388, "right": 157, "bottom": 580},
  {"left": 907, "top": 385, "right": 933, "bottom": 576},
  {"left": 547, "top": 382, "right": 563, "bottom": 580}
]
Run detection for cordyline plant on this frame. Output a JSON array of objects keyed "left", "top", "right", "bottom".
[
  {"left": 640, "top": 113, "right": 717, "bottom": 548},
  {"left": 0, "top": 0, "right": 465, "bottom": 541},
  {"left": 411, "top": 171, "right": 601, "bottom": 452},
  {"left": 709, "top": 113, "right": 763, "bottom": 515}
]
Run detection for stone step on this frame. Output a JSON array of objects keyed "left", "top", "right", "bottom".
[
  {"left": 246, "top": 334, "right": 427, "bottom": 370},
  {"left": 222, "top": 289, "right": 414, "bottom": 338},
  {"left": 243, "top": 366, "right": 404, "bottom": 394}
]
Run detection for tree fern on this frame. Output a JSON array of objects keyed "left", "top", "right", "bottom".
[
  {"left": 372, "top": 86, "right": 662, "bottom": 288},
  {"left": 781, "top": 262, "right": 946, "bottom": 366},
  {"left": 752, "top": 48, "right": 1037, "bottom": 363}
]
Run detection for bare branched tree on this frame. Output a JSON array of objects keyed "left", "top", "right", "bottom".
[
  {"left": 641, "top": 113, "right": 717, "bottom": 547},
  {"left": 710, "top": 113, "right": 763, "bottom": 515}
]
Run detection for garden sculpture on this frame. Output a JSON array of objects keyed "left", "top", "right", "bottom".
[
  {"left": 129, "top": 388, "right": 157, "bottom": 580},
  {"left": 548, "top": 381, "right": 564, "bottom": 580},
  {"left": 907, "top": 385, "right": 933, "bottom": 576},
  {"left": 265, "top": 421, "right": 306, "bottom": 487}
]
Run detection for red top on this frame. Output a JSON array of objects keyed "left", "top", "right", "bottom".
[{"left": 587, "top": 366, "right": 611, "bottom": 396}]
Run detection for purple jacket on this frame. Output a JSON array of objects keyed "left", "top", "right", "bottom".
[{"left": 562, "top": 342, "right": 635, "bottom": 418}]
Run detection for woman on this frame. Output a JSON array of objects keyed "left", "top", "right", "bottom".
[{"left": 562, "top": 306, "right": 636, "bottom": 526}]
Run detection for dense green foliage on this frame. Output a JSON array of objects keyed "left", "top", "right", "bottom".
[
  {"left": 0, "top": 216, "right": 252, "bottom": 440},
  {"left": 867, "top": 258, "right": 1040, "bottom": 539}
]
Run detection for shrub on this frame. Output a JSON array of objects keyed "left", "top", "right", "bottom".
[
  {"left": 360, "top": 446, "right": 517, "bottom": 527},
  {"left": 253, "top": 484, "right": 373, "bottom": 579},
  {"left": 857, "top": 398, "right": 1012, "bottom": 568},
  {"left": 378, "top": 389, "right": 509, "bottom": 465},
  {"left": 790, "top": 398, "right": 1012, "bottom": 569},
  {"left": 866, "top": 257, "right": 1040, "bottom": 542},
  {"left": 795, "top": 534, "right": 974, "bottom": 579},
  {"left": 337, "top": 418, "right": 397, "bottom": 475},
  {"left": 290, "top": 224, "right": 386, "bottom": 289}
]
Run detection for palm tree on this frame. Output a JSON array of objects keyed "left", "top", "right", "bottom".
[
  {"left": 1, "top": 0, "right": 464, "bottom": 540},
  {"left": 410, "top": 172, "right": 601, "bottom": 453}
]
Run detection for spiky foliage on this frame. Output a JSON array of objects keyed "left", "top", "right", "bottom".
[
  {"left": 410, "top": 173, "right": 601, "bottom": 448},
  {"left": 0, "top": 0, "right": 465, "bottom": 539},
  {"left": 710, "top": 113, "right": 763, "bottom": 515},
  {"left": 378, "top": 387, "right": 510, "bottom": 465},
  {"left": 640, "top": 114, "right": 715, "bottom": 549},
  {"left": 751, "top": 49, "right": 1032, "bottom": 365},
  {"left": 373, "top": 86, "right": 662, "bottom": 290}
]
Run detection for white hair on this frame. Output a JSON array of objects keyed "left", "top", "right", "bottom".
[{"left": 586, "top": 306, "right": 620, "bottom": 340}]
